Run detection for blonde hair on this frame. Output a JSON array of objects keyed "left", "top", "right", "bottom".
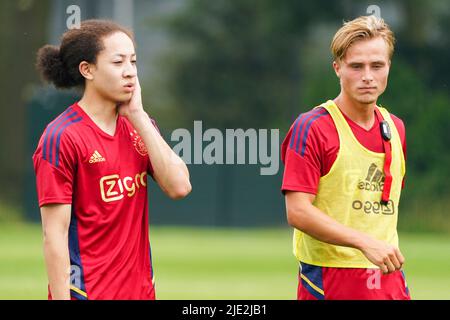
[{"left": 331, "top": 15, "right": 395, "bottom": 62}]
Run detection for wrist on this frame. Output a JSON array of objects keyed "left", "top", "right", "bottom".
[
  {"left": 352, "top": 232, "right": 371, "bottom": 251},
  {"left": 126, "top": 109, "right": 148, "bottom": 125}
]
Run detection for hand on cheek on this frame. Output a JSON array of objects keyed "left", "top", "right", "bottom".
[{"left": 118, "top": 77, "right": 144, "bottom": 119}]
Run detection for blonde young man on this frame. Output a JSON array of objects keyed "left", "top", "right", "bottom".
[{"left": 281, "top": 16, "right": 410, "bottom": 299}]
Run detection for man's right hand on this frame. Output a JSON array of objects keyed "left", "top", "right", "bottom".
[{"left": 358, "top": 236, "right": 405, "bottom": 274}]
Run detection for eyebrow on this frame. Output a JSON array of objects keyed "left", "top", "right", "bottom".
[
  {"left": 347, "top": 60, "right": 387, "bottom": 66},
  {"left": 113, "top": 53, "right": 137, "bottom": 58},
  {"left": 347, "top": 60, "right": 386, "bottom": 65}
]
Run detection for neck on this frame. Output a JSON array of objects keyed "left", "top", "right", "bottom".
[
  {"left": 78, "top": 86, "right": 118, "bottom": 126},
  {"left": 334, "top": 93, "right": 376, "bottom": 130}
]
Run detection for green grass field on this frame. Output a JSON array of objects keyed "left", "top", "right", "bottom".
[{"left": 0, "top": 223, "right": 449, "bottom": 300}]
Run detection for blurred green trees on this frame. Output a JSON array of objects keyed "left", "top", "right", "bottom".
[
  {"left": 1, "top": 0, "right": 449, "bottom": 231},
  {"left": 0, "top": 0, "right": 50, "bottom": 210},
  {"left": 153, "top": 0, "right": 450, "bottom": 231},
  {"left": 152, "top": 0, "right": 345, "bottom": 129}
]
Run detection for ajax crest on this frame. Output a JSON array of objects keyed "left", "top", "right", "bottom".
[{"left": 130, "top": 130, "right": 148, "bottom": 156}]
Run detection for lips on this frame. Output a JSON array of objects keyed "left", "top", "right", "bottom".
[
  {"left": 358, "top": 87, "right": 376, "bottom": 90},
  {"left": 123, "top": 83, "right": 135, "bottom": 92}
]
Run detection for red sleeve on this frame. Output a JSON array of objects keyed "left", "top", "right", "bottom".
[
  {"left": 281, "top": 109, "right": 329, "bottom": 195},
  {"left": 32, "top": 131, "right": 77, "bottom": 207},
  {"left": 390, "top": 114, "right": 407, "bottom": 189},
  {"left": 390, "top": 114, "right": 407, "bottom": 162}
]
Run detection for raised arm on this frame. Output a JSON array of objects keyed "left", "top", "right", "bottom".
[
  {"left": 129, "top": 112, "right": 191, "bottom": 199},
  {"left": 118, "top": 78, "right": 191, "bottom": 200}
]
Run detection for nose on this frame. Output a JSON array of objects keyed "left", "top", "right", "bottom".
[
  {"left": 362, "top": 66, "right": 373, "bottom": 82},
  {"left": 123, "top": 61, "right": 137, "bottom": 78}
]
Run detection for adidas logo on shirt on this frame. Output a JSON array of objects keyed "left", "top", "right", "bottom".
[
  {"left": 89, "top": 150, "right": 106, "bottom": 164},
  {"left": 358, "top": 163, "right": 385, "bottom": 192}
]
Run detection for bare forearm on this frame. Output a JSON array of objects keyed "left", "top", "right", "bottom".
[
  {"left": 43, "top": 237, "right": 71, "bottom": 300},
  {"left": 286, "top": 192, "right": 404, "bottom": 273},
  {"left": 288, "top": 202, "right": 369, "bottom": 250},
  {"left": 128, "top": 111, "right": 191, "bottom": 198}
]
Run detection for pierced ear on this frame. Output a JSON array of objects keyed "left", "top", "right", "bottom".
[{"left": 79, "top": 61, "right": 94, "bottom": 81}]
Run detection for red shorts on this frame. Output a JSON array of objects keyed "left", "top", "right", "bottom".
[
  {"left": 297, "top": 262, "right": 411, "bottom": 300},
  {"left": 48, "top": 285, "right": 156, "bottom": 300}
]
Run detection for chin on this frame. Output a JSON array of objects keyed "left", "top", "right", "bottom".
[
  {"left": 115, "top": 94, "right": 133, "bottom": 103},
  {"left": 359, "top": 99, "right": 377, "bottom": 105},
  {"left": 355, "top": 95, "right": 378, "bottom": 105}
]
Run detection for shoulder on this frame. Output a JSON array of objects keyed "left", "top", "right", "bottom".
[
  {"left": 378, "top": 105, "right": 405, "bottom": 132},
  {"left": 287, "top": 107, "right": 335, "bottom": 155},
  {"left": 378, "top": 107, "right": 406, "bottom": 149},
  {"left": 43, "top": 105, "right": 85, "bottom": 140},
  {"left": 385, "top": 111, "right": 406, "bottom": 143},
  {"left": 34, "top": 106, "right": 84, "bottom": 167},
  {"left": 389, "top": 113, "right": 405, "bottom": 133}
]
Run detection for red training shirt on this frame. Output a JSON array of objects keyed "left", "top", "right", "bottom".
[{"left": 33, "top": 102, "right": 158, "bottom": 300}]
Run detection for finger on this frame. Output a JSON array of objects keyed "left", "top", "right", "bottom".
[
  {"left": 389, "top": 252, "right": 402, "bottom": 270},
  {"left": 384, "top": 258, "right": 396, "bottom": 274},
  {"left": 395, "top": 248, "right": 405, "bottom": 266},
  {"left": 136, "top": 77, "right": 141, "bottom": 90},
  {"left": 379, "top": 263, "right": 388, "bottom": 274},
  {"left": 134, "top": 78, "right": 142, "bottom": 100}
]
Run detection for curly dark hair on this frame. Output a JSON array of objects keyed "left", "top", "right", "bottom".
[{"left": 36, "top": 19, "right": 134, "bottom": 89}]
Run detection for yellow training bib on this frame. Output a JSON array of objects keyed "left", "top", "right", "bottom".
[{"left": 293, "top": 100, "right": 405, "bottom": 268}]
